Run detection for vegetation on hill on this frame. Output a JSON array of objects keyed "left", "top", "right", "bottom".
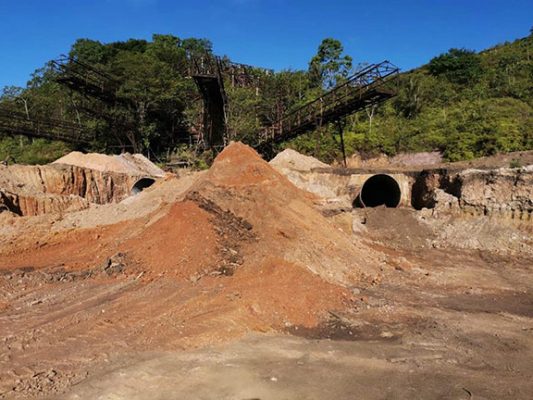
[
  {"left": 0, "top": 30, "right": 532, "bottom": 164},
  {"left": 286, "top": 32, "right": 533, "bottom": 162}
]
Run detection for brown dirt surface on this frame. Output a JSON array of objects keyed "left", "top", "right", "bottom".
[
  {"left": 1, "top": 143, "right": 532, "bottom": 399},
  {"left": 122, "top": 200, "right": 220, "bottom": 278},
  {"left": 0, "top": 142, "right": 370, "bottom": 399}
]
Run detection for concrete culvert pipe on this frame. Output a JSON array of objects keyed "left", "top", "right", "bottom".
[
  {"left": 131, "top": 177, "right": 156, "bottom": 196},
  {"left": 354, "top": 174, "right": 401, "bottom": 208}
]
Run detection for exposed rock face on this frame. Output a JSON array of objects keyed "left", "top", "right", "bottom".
[
  {"left": 432, "top": 188, "right": 459, "bottom": 211},
  {"left": 272, "top": 149, "right": 532, "bottom": 222},
  {"left": 0, "top": 188, "right": 90, "bottom": 216},
  {"left": 0, "top": 151, "right": 165, "bottom": 216},
  {"left": 459, "top": 166, "right": 533, "bottom": 218},
  {"left": 414, "top": 165, "right": 533, "bottom": 221},
  {"left": 0, "top": 163, "right": 152, "bottom": 216}
]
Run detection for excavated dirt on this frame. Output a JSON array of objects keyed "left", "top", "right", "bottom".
[
  {"left": 270, "top": 148, "right": 330, "bottom": 171},
  {"left": 0, "top": 143, "right": 376, "bottom": 398},
  {"left": 0, "top": 143, "right": 532, "bottom": 399}
]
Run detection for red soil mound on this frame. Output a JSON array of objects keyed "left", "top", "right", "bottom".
[
  {"left": 0, "top": 142, "right": 379, "bottom": 352},
  {"left": 205, "top": 141, "right": 294, "bottom": 187},
  {"left": 190, "top": 142, "right": 381, "bottom": 285},
  {"left": 0, "top": 142, "right": 383, "bottom": 395},
  {"left": 123, "top": 200, "right": 219, "bottom": 278}
]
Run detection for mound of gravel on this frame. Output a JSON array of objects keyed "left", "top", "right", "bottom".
[
  {"left": 270, "top": 149, "right": 329, "bottom": 172},
  {"left": 53, "top": 152, "right": 165, "bottom": 177}
]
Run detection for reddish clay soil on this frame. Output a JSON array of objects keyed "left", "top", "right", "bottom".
[{"left": 123, "top": 200, "right": 220, "bottom": 278}]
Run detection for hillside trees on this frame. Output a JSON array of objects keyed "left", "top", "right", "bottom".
[
  {"left": 1, "top": 32, "right": 532, "bottom": 165},
  {"left": 428, "top": 48, "right": 483, "bottom": 84},
  {"left": 286, "top": 32, "right": 533, "bottom": 162}
]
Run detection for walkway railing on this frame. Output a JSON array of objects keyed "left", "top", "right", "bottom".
[
  {"left": 257, "top": 61, "right": 399, "bottom": 147},
  {"left": 0, "top": 109, "right": 94, "bottom": 144},
  {"left": 51, "top": 56, "right": 121, "bottom": 105}
]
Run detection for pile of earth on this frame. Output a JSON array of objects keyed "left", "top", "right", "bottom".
[
  {"left": 270, "top": 148, "right": 330, "bottom": 171},
  {"left": 53, "top": 151, "right": 165, "bottom": 177},
  {"left": 0, "top": 142, "right": 382, "bottom": 349}
]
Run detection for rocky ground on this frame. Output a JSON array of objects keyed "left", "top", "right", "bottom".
[{"left": 0, "top": 144, "right": 532, "bottom": 399}]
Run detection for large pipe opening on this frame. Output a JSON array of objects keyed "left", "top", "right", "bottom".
[
  {"left": 354, "top": 174, "right": 401, "bottom": 208},
  {"left": 131, "top": 178, "right": 156, "bottom": 196}
]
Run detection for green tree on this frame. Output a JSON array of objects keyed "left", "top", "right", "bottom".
[
  {"left": 69, "top": 39, "right": 109, "bottom": 64},
  {"left": 309, "top": 38, "right": 353, "bottom": 88},
  {"left": 2, "top": 32, "right": 532, "bottom": 166},
  {"left": 428, "top": 48, "right": 483, "bottom": 84}
]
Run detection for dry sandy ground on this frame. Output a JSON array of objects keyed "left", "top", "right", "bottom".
[
  {"left": 3, "top": 242, "right": 527, "bottom": 400},
  {"left": 0, "top": 144, "right": 532, "bottom": 399}
]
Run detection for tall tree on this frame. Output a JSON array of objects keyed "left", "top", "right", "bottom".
[{"left": 308, "top": 38, "right": 353, "bottom": 89}]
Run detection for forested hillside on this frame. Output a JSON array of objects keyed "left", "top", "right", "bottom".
[
  {"left": 288, "top": 32, "right": 533, "bottom": 162},
  {"left": 1, "top": 31, "right": 532, "bottom": 164}
]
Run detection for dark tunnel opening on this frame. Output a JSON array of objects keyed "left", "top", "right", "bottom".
[
  {"left": 354, "top": 174, "right": 401, "bottom": 208},
  {"left": 131, "top": 178, "right": 156, "bottom": 196}
]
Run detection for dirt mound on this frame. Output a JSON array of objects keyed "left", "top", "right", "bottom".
[
  {"left": 53, "top": 151, "right": 165, "bottom": 177},
  {"left": 95, "top": 142, "right": 380, "bottom": 285},
  {"left": 0, "top": 141, "right": 377, "bottom": 335},
  {"left": 189, "top": 142, "right": 380, "bottom": 285},
  {"left": 352, "top": 207, "right": 437, "bottom": 250},
  {"left": 270, "top": 148, "right": 330, "bottom": 171}
]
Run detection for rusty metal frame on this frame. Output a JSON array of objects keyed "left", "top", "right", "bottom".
[
  {"left": 256, "top": 61, "right": 400, "bottom": 148},
  {"left": 50, "top": 56, "right": 121, "bottom": 105},
  {"left": 0, "top": 108, "right": 94, "bottom": 144}
]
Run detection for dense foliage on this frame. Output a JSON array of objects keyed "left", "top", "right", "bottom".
[
  {"left": 287, "top": 33, "right": 533, "bottom": 163},
  {"left": 1, "top": 31, "right": 532, "bottom": 164},
  {"left": 0, "top": 35, "right": 208, "bottom": 163}
]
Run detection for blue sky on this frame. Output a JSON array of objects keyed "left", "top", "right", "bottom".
[{"left": 0, "top": 0, "right": 531, "bottom": 89}]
